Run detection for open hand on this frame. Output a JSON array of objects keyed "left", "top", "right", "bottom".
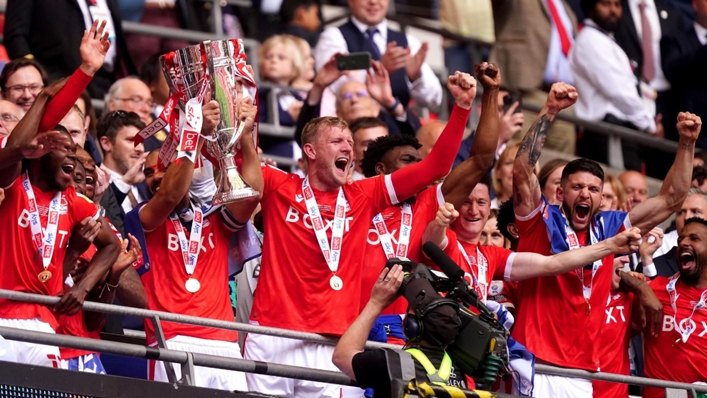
[
  {"left": 366, "top": 60, "right": 395, "bottom": 109},
  {"left": 113, "top": 234, "right": 141, "bottom": 276},
  {"left": 500, "top": 101, "right": 524, "bottom": 144},
  {"left": 314, "top": 53, "right": 350, "bottom": 89},
  {"left": 405, "top": 42, "right": 428, "bottom": 82},
  {"left": 380, "top": 41, "right": 410, "bottom": 74},
  {"left": 447, "top": 71, "right": 477, "bottom": 110},
  {"left": 676, "top": 112, "right": 702, "bottom": 142},
  {"left": 120, "top": 152, "right": 148, "bottom": 186},
  {"left": 79, "top": 20, "right": 110, "bottom": 76},
  {"left": 611, "top": 227, "right": 642, "bottom": 254},
  {"left": 474, "top": 62, "right": 501, "bottom": 90},
  {"left": 545, "top": 82, "right": 578, "bottom": 113},
  {"left": 93, "top": 166, "right": 110, "bottom": 200},
  {"left": 639, "top": 227, "right": 664, "bottom": 262},
  {"left": 20, "top": 130, "right": 72, "bottom": 159},
  {"left": 435, "top": 203, "right": 459, "bottom": 228},
  {"left": 370, "top": 264, "right": 404, "bottom": 310}
]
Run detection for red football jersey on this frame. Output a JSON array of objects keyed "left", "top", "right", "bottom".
[
  {"left": 141, "top": 210, "right": 238, "bottom": 344},
  {"left": 592, "top": 291, "right": 636, "bottom": 398},
  {"left": 251, "top": 165, "right": 396, "bottom": 335},
  {"left": 0, "top": 177, "right": 97, "bottom": 329},
  {"left": 643, "top": 276, "right": 707, "bottom": 398},
  {"left": 513, "top": 203, "right": 629, "bottom": 371},
  {"left": 436, "top": 229, "right": 515, "bottom": 300},
  {"left": 360, "top": 184, "right": 445, "bottom": 314}
]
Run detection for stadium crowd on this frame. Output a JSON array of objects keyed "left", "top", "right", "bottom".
[{"left": 0, "top": 0, "right": 705, "bottom": 397}]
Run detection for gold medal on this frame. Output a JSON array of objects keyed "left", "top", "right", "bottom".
[
  {"left": 38, "top": 270, "right": 52, "bottom": 283},
  {"left": 330, "top": 275, "right": 343, "bottom": 291}
]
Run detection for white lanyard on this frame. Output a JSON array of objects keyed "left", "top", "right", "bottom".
[
  {"left": 666, "top": 274, "right": 707, "bottom": 344},
  {"left": 372, "top": 203, "right": 413, "bottom": 259},
  {"left": 169, "top": 203, "right": 204, "bottom": 293},
  {"left": 302, "top": 177, "right": 347, "bottom": 290},
  {"left": 22, "top": 173, "right": 62, "bottom": 279},
  {"left": 457, "top": 241, "right": 488, "bottom": 303},
  {"left": 564, "top": 216, "right": 601, "bottom": 315}
]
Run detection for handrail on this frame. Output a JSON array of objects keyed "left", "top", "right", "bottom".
[{"left": 2, "top": 289, "right": 707, "bottom": 394}]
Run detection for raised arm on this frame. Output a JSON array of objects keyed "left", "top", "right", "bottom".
[
  {"left": 139, "top": 101, "right": 220, "bottom": 231},
  {"left": 387, "top": 72, "right": 473, "bottom": 202},
  {"left": 512, "top": 83, "right": 577, "bottom": 217},
  {"left": 442, "top": 63, "right": 500, "bottom": 209},
  {"left": 508, "top": 227, "right": 642, "bottom": 281},
  {"left": 332, "top": 264, "right": 404, "bottom": 380},
  {"left": 628, "top": 113, "right": 701, "bottom": 235},
  {"left": 223, "top": 97, "right": 262, "bottom": 222},
  {"left": 422, "top": 203, "right": 459, "bottom": 250}
]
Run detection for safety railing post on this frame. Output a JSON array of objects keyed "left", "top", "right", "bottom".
[
  {"left": 181, "top": 352, "right": 196, "bottom": 386},
  {"left": 211, "top": 0, "right": 224, "bottom": 36},
  {"left": 150, "top": 315, "right": 178, "bottom": 384}
]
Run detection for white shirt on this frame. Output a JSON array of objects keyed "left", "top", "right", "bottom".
[
  {"left": 569, "top": 19, "right": 656, "bottom": 133},
  {"left": 102, "top": 165, "right": 143, "bottom": 214},
  {"left": 76, "top": 0, "right": 117, "bottom": 69},
  {"left": 696, "top": 22, "right": 707, "bottom": 46},
  {"left": 628, "top": 0, "right": 670, "bottom": 91},
  {"left": 351, "top": 170, "right": 365, "bottom": 181},
  {"left": 314, "top": 16, "right": 443, "bottom": 109},
  {"left": 543, "top": 0, "right": 575, "bottom": 85}
]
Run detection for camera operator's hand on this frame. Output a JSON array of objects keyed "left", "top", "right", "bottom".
[{"left": 370, "top": 264, "right": 404, "bottom": 311}]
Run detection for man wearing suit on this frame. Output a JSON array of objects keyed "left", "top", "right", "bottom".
[
  {"left": 661, "top": 0, "right": 707, "bottom": 149},
  {"left": 3, "top": 0, "right": 137, "bottom": 99},
  {"left": 490, "top": 0, "right": 579, "bottom": 155}
]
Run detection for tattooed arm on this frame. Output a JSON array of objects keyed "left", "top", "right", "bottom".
[{"left": 512, "top": 83, "right": 578, "bottom": 217}]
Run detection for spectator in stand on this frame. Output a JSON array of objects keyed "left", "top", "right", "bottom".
[
  {"left": 481, "top": 208, "right": 519, "bottom": 316},
  {"left": 258, "top": 35, "right": 307, "bottom": 160},
  {"left": 490, "top": 0, "right": 579, "bottom": 155},
  {"left": 295, "top": 57, "right": 418, "bottom": 146},
  {"left": 0, "top": 101, "right": 23, "bottom": 139},
  {"left": 600, "top": 174, "right": 627, "bottom": 211},
  {"left": 619, "top": 170, "right": 650, "bottom": 206},
  {"left": 643, "top": 217, "right": 707, "bottom": 398},
  {"left": 570, "top": 0, "right": 657, "bottom": 171},
  {"left": 415, "top": 121, "right": 446, "bottom": 160},
  {"left": 288, "top": 35, "right": 317, "bottom": 91},
  {"left": 60, "top": 105, "right": 89, "bottom": 149},
  {"left": 693, "top": 166, "right": 707, "bottom": 190},
  {"left": 244, "top": 72, "right": 474, "bottom": 398},
  {"left": 76, "top": 91, "right": 103, "bottom": 164},
  {"left": 350, "top": 117, "right": 388, "bottom": 181},
  {"left": 481, "top": 209, "right": 508, "bottom": 248},
  {"left": 104, "top": 77, "right": 162, "bottom": 152},
  {"left": 0, "top": 81, "right": 120, "bottom": 367},
  {"left": 497, "top": 198, "right": 519, "bottom": 251},
  {"left": 0, "top": 58, "right": 47, "bottom": 112},
  {"left": 539, "top": 158, "right": 568, "bottom": 206},
  {"left": 97, "top": 111, "right": 148, "bottom": 236},
  {"left": 314, "top": 0, "right": 443, "bottom": 110},
  {"left": 4, "top": 4, "right": 136, "bottom": 98},
  {"left": 641, "top": 188, "right": 707, "bottom": 277},
  {"left": 512, "top": 77, "right": 698, "bottom": 396},
  {"left": 661, "top": 0, "right": 707, "bottom": 150},
  {"left": 280, "top": 0, "right": 322, "bottom": 49},
  {"left": 125, "top": 98, "right": 260, "bottom": 391},
  {"left": 492, "top": 140, "right": 521, "bottom": 209}
]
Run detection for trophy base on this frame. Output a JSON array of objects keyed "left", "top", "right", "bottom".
[{"left": 212, "top": 188, "right": 260, "bottom": 206}]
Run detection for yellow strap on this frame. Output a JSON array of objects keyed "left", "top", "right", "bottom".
[{"left": 405, "top": 348, "right": 454, "bottom": 386}]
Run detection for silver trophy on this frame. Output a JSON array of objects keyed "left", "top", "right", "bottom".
[
  {"left": 161, "top": 39, "right": 259, "bottom": 206},
  {"left": 203, "top": 39, "right": 260, "bottom": 205}
]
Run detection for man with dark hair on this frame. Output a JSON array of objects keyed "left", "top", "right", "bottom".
[
  {"left": 642, "top": 217, "right": 707, "bottom": 398},
  {"left": 496, "top": 199, "right": 519, "bottom": 251},
  {"left": 350, "top": 116, "right": 388, "bottom": 181},
  {"left": 357, "top": 63, "right": 499, "bottom": 345},
  {"left": 512, "top": 79, "right": 700, "bottom": 396},
  {"left": 693, "top": 166, "right": 707, "bottom": 190},
  {"left": 280, "top": 0, "right": 321, "bottom": 48},
  {"left": 97, "top": 110, "right": 147, "bottom": 235},
  {"left": 0, "top": 58, "right": 48, "bottom": 112}
]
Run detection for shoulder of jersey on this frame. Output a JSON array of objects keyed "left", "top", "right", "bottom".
[{"left": 76, "top": 192, "right": 95, "bottom": 204}]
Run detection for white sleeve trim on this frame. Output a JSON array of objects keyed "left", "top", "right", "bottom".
[
  {"left": 504, "top": 252, "right": 517, "bottom": 282},
  {"left": 435, "top": 183, "right": 445, "bottom": 207},
  {"left": 623, "top": 213, "right": 633, "bottom": 230},
  {"left": 384, "top": 174, "right": 400, "bottom": 205},
  {"left": 515, "top": 201, "right": 544, "bottom": 222}
]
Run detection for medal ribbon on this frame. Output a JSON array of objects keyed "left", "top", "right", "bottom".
[
  {"left": 302, "top": 176, "right": 346, "bottom": 275},
  {"left": 564, "top": 215, "right": 602, "bottom": 307},
  {"left": 133, "top": 93, "right": 179, "bottom": 146},
  {"left": 21, "top": 173, "right": 62, "bottom": 271},
  {"left": 372, "top": 203, "right": 413, "bottom": 259},
  {"left": 457, "top": 242, "right": 489, "bottom": 303},
  {"left": 666, "top": 274, "right": 707, "bottom": 343},
  {"left": 168, "top": 203, "right": 204, "bottom": 278}
]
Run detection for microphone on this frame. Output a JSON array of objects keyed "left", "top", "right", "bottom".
[{"left": 423, "top": 241, "right": 465, "bottom": 281}]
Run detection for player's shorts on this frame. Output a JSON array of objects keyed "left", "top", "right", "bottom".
[
  {"left": 532, "top": 373, "right": 592, "bottom": 398},
  {"left": 0, "top": 317, "right": 60, "bottom": 367},
  {"left": 244, "top": 332, "right": 365, "bottom": 398},
  {"left": 148, "top": 335, "right": 247, "bottom": 392},
  {"left": 59, "top": 353, "right": 106, "bottom": 374}
]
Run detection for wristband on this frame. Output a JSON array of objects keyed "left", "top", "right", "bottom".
[{"left": 386, "top": 97, "right": 401, "bottom": 113}]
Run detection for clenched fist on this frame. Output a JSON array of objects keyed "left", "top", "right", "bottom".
[
  {"left": 435, "top": 203, "right": 459, "bottom": 228},
  {"left": 545, "top": 82, "right": 578, "bottom": 113},
  {"left": 447, "top": 72, "right": 477, "bottom": 110}
]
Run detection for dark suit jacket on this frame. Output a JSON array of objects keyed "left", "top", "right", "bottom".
[
  {"left": 615, "top": 0, "right": 687, "bottom": 81},
  {"left": 4, "top": 0, "right": 137, "bottom": 95},
  {"left": 661, "top": 23, "right": 707, "bottom": 148},
  {"left": 652, "top": 246, "right": 679, "bottom": 278}
]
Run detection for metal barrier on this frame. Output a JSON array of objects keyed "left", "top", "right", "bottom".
[{"left": 0, "top": 289, "right": 706, "bottom": 396}]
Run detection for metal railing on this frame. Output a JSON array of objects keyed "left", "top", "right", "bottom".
[{"left": 1, "top": 289, "right": 706, "bottom": 397}]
